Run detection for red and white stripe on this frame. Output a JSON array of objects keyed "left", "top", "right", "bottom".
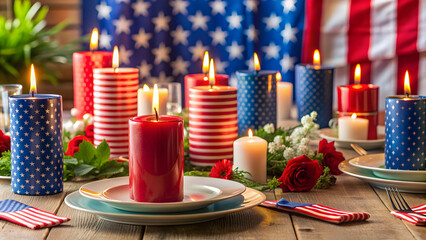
[
  {"left": 391, "top": 204, "right": 426, "bottom": 226},
  {"left": 93, "top": 68, "right": 139, "bottom": 158},
  {"left": 188, "top": 86, "right": 238, "bottom": 166},
  {"left": 261, "top": 200, "right": 370, "bottom": 224},
  {"left": 0, "top": 207, "right": 70, "bottom": 230},
  {"left": 303, "top": 0, "right": 426, "bottom": 110}
]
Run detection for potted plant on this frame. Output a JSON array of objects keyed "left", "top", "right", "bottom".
[{"left": 0, "top": 0, "right": 82, "bottom": 91}]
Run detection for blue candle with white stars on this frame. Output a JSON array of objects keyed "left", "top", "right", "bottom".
[
  {"left": 9, "top": 94, "right": 63, "bottom": 195},
  {"left": 236, "top": 70, "right": 277, "bottom": 136},
  {"left": 295, "top": 64, "right": 334, "bottom": 128},
  {"left": 385, "top": 96, "right": 426, "bottom": 170}
]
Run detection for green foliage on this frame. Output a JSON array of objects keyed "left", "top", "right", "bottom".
[
  {"left": 315, "top": 167, "right": 336, "bottom": 189},
  {"left": 66, "top": 140, "right": 128, "bottom": 181},
  {"left": 0, "top": 151, "right": 11, "bottom": 176},
  {"left": 0, "top": 0, "right": 82, "bottom": 86}
]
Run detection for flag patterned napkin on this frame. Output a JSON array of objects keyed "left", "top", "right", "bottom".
[
  {"left": 0, "top": 199, "right": 70, "bottom": 229},
  {"left": 391, "top": 204, "right": 426, "bottom": 226},
  {"left": 261, "top": 198, "right": 370, "bottom": 224}
]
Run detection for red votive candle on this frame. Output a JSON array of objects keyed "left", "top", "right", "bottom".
[
  {"left": 337, "top": 84, "right": 379, "bottom": 139},
  {"left": 184, "top": 74, "right": 228, "bottom": 108},
  {"left": 129, "top": 115, "right": 184, "bottom": 202}
]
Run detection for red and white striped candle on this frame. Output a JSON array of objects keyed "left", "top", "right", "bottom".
[
  {"left": 93, "top": 47, "right": 138, "bottom": 157},
  {"left": 188, "top": 86, "right": 238, "bottom": 166}
]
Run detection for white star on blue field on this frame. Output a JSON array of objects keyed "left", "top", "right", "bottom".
[{"left": 90, "top": 0, "right": 304, "bottom": 104}]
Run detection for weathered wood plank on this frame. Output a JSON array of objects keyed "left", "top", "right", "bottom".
[
  {"left": 47, "top": 181, "right": 144, "bottom": 240},
  {"left": 374, "top": 188, "right": 426, "bottom": 240},
  {"left": 45, "top": 8, "right": 80, "bottom": 26},
  {"left": 143, "top": 191, "right": 296, "bottom": 240},
  {"left": 276, "top": 175, "right": 418, "bottom": 240},
  {"left": 34, "top": 0, "right": 80, "bottom": 6},
  {"left": 0, "top": 179, "right": 67, "bottom": 240}
]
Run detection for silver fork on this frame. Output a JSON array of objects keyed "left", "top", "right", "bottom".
[
  {"left": 385, "top": 187, "right": 426, "bottom": 217},
  {"left": 350, "top": 144, "right": 367, "bottom": 156}
]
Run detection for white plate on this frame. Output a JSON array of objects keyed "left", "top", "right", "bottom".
[
  {"left": 318, "top": 127, "right": 385, "bottom": 150},
  {"left": 79, "top": 176, "right": 246, "bottom": 213},
  {"left": 349, "top": 154, "right": 426, "bottom": 182},
  {"left": 0, "top": 175, "right": 11, "bottom": 180},
  {"left": 65, "top": 187, "right": 265, "bottom": 226},
  {"left": 339, "top": 160, "right": 426, "bottom": 193}
]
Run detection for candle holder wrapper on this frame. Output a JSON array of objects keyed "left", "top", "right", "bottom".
[
  {"left": 237, "top": 71, "right": 277, "bottom": 136},
  {"left": 385, "top": 96, "right": 426, "bottom": 170},
  {"left": 9, "top": 95, "right": 63, "bottom": 195},
  {"left": 295, "top": 65, "right": 333, "bottom": 129}
]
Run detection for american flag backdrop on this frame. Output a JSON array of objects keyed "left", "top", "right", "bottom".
[{"left": 82, "top": 0, "right": 426, "bottom": 109}]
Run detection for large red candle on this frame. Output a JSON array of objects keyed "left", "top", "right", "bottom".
[
  {"left": 129, "top": 115, "right": 184, "bottom": 202},
  {"left": 337, "top": 65, "right": 379, "bottom": 139},
  {"left": 184, "top": 74, "right": 228, "bottom": 108}
]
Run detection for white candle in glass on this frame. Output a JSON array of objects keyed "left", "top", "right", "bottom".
[
  {"left": 277, "top": 73, "right": 293, "bottom": 120},
  {"left": 338, "top": 113, "right": 369, "bottom": 140},
  {"left": 233, "top": 129, "right": 267, "bottom": 183},
  {"left": 137, "top": 84, "right": 168, "bottom": 116}
]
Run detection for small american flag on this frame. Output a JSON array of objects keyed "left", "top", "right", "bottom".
[
  {"left": 0, "top": 199, "right": 70, "bottom": 229},
  {"left": 391, "top": 204, "right": 426, "bottom": 226},
  {"left": 261, "top": 198, "right": 370, "bottom": 224}
]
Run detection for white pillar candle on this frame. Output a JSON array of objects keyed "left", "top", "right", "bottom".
[
  {"left": 137, "top": 84, "right": 168, "bottom": 116},
  {"left": 233, "top": 129, "right": 267, "bottom": 183},
  {"left": 277, "top": 81, "right": 293, "bottom": 120},
  {"left": 338, "top": 113, "right": 369, "bottom": 140}
]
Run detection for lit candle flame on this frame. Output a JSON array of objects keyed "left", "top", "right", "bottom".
[
  {"left": 209, "top": 59, "right": 215, "bottom": 88},
  {"left": 313, "top": 49, "right": 320, "bottom": 65},
  {"left": 248, "top": 129, "right": 253, "bottom": 137},
  {"left": 90, "top": 28, "right": 99, "bottom": 51},
  {"left": 276, "top": 72, "right": 282, "bottom": 82},
  {"left": 30, "top": 64, "right": 37, "bottom": 96},
  {"left": 354, "top": 64, "right": 361, "bottom": 85},
  {"left": 404, "top": 70, "right": 411, "bottom": 97},
  {"left": 112, "top": 46, "right": 119, "bottom": 69},
  {"left": 153, "top": 84, "right": 159, "bottom": 114},
  {"left": 351, "top": 113, "right": 357, "bottom": 119},
  {"left": 254, "top": 53, "right": 260, "bottom": 71},
  {"left": 143, "top": 84, "right": 150, "bottom": 91},
  {"left": 202, "top": 51, "right": 209, "bottom": 74}
]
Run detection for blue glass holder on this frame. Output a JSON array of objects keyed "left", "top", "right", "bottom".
[
  {"left": 9, "top": 94, "right": 63, "bottom": 195},
  {"left": 236, "top": 70, "right": 277, "bottom": 136},
  {"left": 295, "top": 64, "right": 334, "bottom": 128},
  {"left": 385, "top": 96, "right": 426, "bottom": 170}
]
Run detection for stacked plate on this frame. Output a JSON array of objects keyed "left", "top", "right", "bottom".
[
  {"left": 339, "top": 153, "right": 426, "bottom": 193},
  {"left": 65, "top": 176, "right": 266, "bottom": 225}
]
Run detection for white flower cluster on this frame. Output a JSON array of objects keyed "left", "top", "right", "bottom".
[
  {"left": 64, "top": 108, "right": 94, "bottom": 136},
  {"left": 264, "top": 111, "right": 319, "bottom": 159},
  {"left": 264, "top": 123, "right": 275, "bottom": 134},
  {"left": 268, "top": 135, "right": 285, "bottom": 154}
]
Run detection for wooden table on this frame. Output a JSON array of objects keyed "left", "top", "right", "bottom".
[{"left": 1, "top": 147, "right": 425, "bottom": 240}]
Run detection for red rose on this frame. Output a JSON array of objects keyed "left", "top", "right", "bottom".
[
  {"left": 0, "top": 130, "right": 10, "bottom": 153},
  {"left": 278, "top": 155, "right": 323, "bottom": 192},
  {"left": 84, "top": 124, "right": 94, "bottom": 143},
  {"left": 65, "top": 135, "right": 92, "bottom": 157},
  {"left": 318, "top": 139, "right": 345, "bottom": 175},
  {"left": 209, "top": 159, "right": 233, "bottom": 180}
]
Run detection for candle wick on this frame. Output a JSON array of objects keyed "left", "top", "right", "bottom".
[
  {"left": 406, "top": 93, "right": 409, "bottom": 98},
  {"left": 31, "top": 90, "right": 36, "bottom": 97},
  {"left": 154, "top": 107, "right": 159, "bottom": 121},
  {"left": 114, "top": 67, "right": 118, "bottom": 73}
]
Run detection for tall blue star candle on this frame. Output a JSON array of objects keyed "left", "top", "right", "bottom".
[
  {"left": 385, "top": 72, "right": 426, "bottom": 170},
  {"left": 295, "top": 50, "right": 333, "bottom": 128},
  {"left": 9, "top": 65, "right": 63, "bottom": 195},
  {"left": 236, "top": 53, "right": 277, "bottom": 136}
]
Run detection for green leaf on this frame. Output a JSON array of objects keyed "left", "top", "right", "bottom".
[
  {"left": 63, "top": 157, "right": 78, "bottom": 165},
  {"left": 74, "top": 164, "right": 96, "bottom": 176},
  {"left": 97, "top": 161, "right": 126, "bottom": 178},
  {"left": 95, "top": 140, "right": 110, "bottom": 168},
  {"left": 73, "top": 140, "right": 96, "bottom": 164}
]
